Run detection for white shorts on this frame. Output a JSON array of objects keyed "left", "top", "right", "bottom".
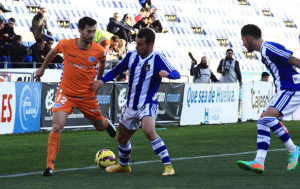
[
  {"left": 119, "top": 103, "right": 158, "bottom": 130},
  {"left": 264, "top": 90, "right": 300, "bottom": 117}
]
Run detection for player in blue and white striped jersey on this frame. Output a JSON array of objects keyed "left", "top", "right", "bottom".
[
  {"left": 94, "top": 28, "right": 180, "bottom": 176},
  {"left": 237, "top": 24, "right": 300, "bottom": 174}
]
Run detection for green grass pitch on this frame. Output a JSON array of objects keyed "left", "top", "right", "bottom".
[{"left": 1, "top": 121, "right": 300, "bottom": 188}]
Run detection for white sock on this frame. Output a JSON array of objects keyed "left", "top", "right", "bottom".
[{"left": 285, "top": 139, "right": 296, "bottom": 153}]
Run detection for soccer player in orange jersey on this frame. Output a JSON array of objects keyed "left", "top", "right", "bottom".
[{"left": 35, "top": 17, "right": 116, "bottom": 176}]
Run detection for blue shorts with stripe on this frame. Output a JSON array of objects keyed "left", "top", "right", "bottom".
[{"left": 264, "top": 90, "right": 300, "bottom": 117}]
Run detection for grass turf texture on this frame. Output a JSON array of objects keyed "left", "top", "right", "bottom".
[{"left": 1, "top": 121, "right": 300, "bottom": 188}]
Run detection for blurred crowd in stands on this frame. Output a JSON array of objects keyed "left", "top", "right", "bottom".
[{"left": 0, "top": 1, "right": 167, "bottom": 71}]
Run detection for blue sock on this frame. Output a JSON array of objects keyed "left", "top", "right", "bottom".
[
  {"left": 118, "top": 141, "right": 132, "bottom": 166},
  {"left": 151, "top": 137, "right": 171, "bottom": 165},
  {"left": 262, "top": 117, "right": 296, "bottom": 153}
]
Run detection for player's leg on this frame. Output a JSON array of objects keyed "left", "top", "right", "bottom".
[
  {"left": 80, "top": 97, "right": 116, "bottom": 137},
  {"left": 43, "top": 111, "right": 69, "bottom": 176},
  {"left": 88, "top": 116, "right": 116, "bottom": 138},
  {"left": 105, "top": 123, "right": 136, "bottom": 173},
  {"left": 237, "top": 118, "right": 268, "bottom": 174},
  {"left": 141, "top": 116, "right": 175, "bottom": 176},
  {"left": 262, "top": 106, "right": 299, "bottom": 170}
]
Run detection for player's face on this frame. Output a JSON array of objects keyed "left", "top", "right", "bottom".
[
  {"left": 135, "top": 37, "right": 153, "bottom": 58},
  {"left": 242, "top": 36, "right": 254, "bottom": 52},
  {"left": 80, "top": 25, "right": 96, "bottom": 45}
]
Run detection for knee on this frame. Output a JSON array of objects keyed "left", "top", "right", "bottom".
[{"left": 52, "top": 120, "right": 64, "bottom": 133}]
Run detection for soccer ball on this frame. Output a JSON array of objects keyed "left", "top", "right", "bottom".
[{"left": 95, "top": 149, "right": 116, "bottom": 169}]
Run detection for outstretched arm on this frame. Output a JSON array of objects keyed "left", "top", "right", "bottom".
[
  {"left": 35, "top": 48, "right": 57, "bottom": 79},
  {"left": 288, "top": 55, "right": 300, "bottom": 69}
]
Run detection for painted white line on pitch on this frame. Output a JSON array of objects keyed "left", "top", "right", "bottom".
[{"left": 0, "top": 148, "right": 285, "bottom": 179}]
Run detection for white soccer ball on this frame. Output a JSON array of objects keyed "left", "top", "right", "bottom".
[{"left": 95, "top": 149, "right": 116, "bottom": 169}]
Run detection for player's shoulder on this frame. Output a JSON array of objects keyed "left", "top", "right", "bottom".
[{"left": 263, "top": 41, "right": 286, "bottom": 50}]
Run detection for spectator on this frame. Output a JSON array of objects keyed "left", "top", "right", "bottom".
[
  {"left": 151, "top": 5, "right": 158, "bottom": 19},
  {"left": 133, "top": 17, "right": 150, "bottom": 30},
  {"left": 107, "top": 12, "right": 135, "bottom": 43},
  {"left": 134, "top": 8, "right": 146, "bottom": 23},
  {"left": 139, "top": 0, "right": 152, "bottom": 8},
  {"left": 31, "top": 7, "right": 53, "bottom": 41},
  {"left": 261, "top": 72, "right": 270, "bottom": 82},
  {"left": 118, "top": 39, "right": 127, "bottom": 59},
  {"left": 0, "top": 3, "right": 10, "bottom": 23},
  {"left": 121, "top": 13, "right": 136, "bottom": 42},
  {"left": 0, "top": 19, "right": 9, "bottom": 66},
  {"left": 30, "top": 38, "right": 46, "bottom": 67},
  {"left": 99, "top": 39, "right": 110, "bottom": 51},
  {"left": 93, "top": 29, "right": 114, "bottom": 44},
  {"left": 217, "top": 48, "right": 242, "bottom": 83},
  {"left": 107, "top": 35, "right": 121, "bottom": 61},
  {"left": 190, "top": 56, "right": 219, "bottom": 83},
  {"left": 43, "top": 38, "right": 63, "bottom": 68},
  {"left": 9, "top": 35, "right": 32, "bottom": 68},
  {"left": 2, "top": 17, "right": 16, "bottom": 45}
]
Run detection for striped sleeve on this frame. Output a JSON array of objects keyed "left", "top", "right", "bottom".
[
  {"left": 156, "top": 52, "right": 177, "bottom": 72},
  {"left": 265, "top": 42, "right": 293, "bottom": 64}
]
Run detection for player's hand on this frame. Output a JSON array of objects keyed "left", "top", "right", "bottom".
[
  {"left": 92, "top": 80, "right": 104, "bottom": 91},
  {"left": 159, "top": 70, "right": 169, "bottom": 78},
  {"left": 35, "top": 68, "right": 44, "bottom": 80}
]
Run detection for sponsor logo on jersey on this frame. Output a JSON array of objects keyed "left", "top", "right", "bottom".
[
  {"left": 89, "top": 56, "right": 96, "bottom": 62},
  {"left": 54, "top": 103, "right": 62, "bottom": 108},
  {"left": 292, "top": 74, "right": 300, "bottom": 84}
]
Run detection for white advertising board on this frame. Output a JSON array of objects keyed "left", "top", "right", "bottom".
[
  {"left": 0, "top": 82, "right": 16, "bottom": 134},
  {"left": 180, "top": 83, "right": 239, "bottom": 125},
  {"left": 240, "top": 81, "right": 274, "bottom": 122},
  {"left": 0, "top": 69, "right": 62, "bottom": 82}
]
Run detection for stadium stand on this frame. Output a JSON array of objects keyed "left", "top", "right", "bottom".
[{"left": 0, "top": 0, "right": 299, "bottom": 81}]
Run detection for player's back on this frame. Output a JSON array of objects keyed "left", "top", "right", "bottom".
[
  {"left": 260, "top": 41, "right": 300, "bottom": 91},
  {"left": 55, "top": 39, "right": 106, "bottom": 97}
]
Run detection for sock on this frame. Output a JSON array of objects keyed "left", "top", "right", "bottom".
[
  {"left": 263, "top": 117, "right": 296, "bottom": 153},
  {"left": 255, "top": 119, "right": 270, "bottom": 166},
  {"left": 151, "top": 137, "right": 171, "bottom": 165},
  {"left": 47, "top": 132, "right": 61, "bottom": 171},
  {"left": 118, "top": 141, "right": 132, "bottom": 166}
]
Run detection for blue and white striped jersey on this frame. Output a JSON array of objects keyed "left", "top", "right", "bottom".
[
  {"left": 260, "top": 41, "right": 300, "bottom": 91},
  {"left": 102, "top": 50, "right": 180, "bottom": 110}
]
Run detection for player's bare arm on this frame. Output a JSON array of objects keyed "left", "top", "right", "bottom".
[
  {"left": 35, "top": 48, "right": 58, "bottom": 79},
  {"left": 287, "top": 55, "right": 300, "bottom": 69},
  {"left": 159, "top": 70, "right": 169, "bottom": 78},
  {"left": 92, "top": 60, "right": 106, "bottom": 91}
]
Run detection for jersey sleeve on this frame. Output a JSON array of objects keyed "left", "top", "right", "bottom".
[
  {"left": 54, "top": 39, "right": 66, "bottom": 53},
  {"left": 265, "top": 43, "right": 293, "bottom": 64},
  {"left": 101, "top": 52, "right": 131, "bottom": 82},
  {"left": 155, "top": 53, "right": 177, "bottom": 72}
]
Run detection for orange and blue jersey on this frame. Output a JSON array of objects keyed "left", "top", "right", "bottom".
[{"left": 55, "top": 39, "right": 106, "bottom": 97}]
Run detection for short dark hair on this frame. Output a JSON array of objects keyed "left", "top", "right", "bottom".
[
  {"left": 78, "top": 16, "right": 97, "bottom": 30},
  {"left": 226, "top": 48, "right": 233, "bottom": 53},
  {"left": 13, "top": 35, "right": 22, "bottom": 43},
  {"left": 261, "top": 72, "right": 270, "bottom": 78},
  {"left": 36, "top": 38, "right": 45, "bottom": 44},
  {"left": 241, "top": 24, "right": 262, "bottom": 38},
  {"left": 137, "top": 28, "right": 155, "bottom": 44},
  {"left": 8, "top": 17, "right": 15, "bottom": 23}
]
